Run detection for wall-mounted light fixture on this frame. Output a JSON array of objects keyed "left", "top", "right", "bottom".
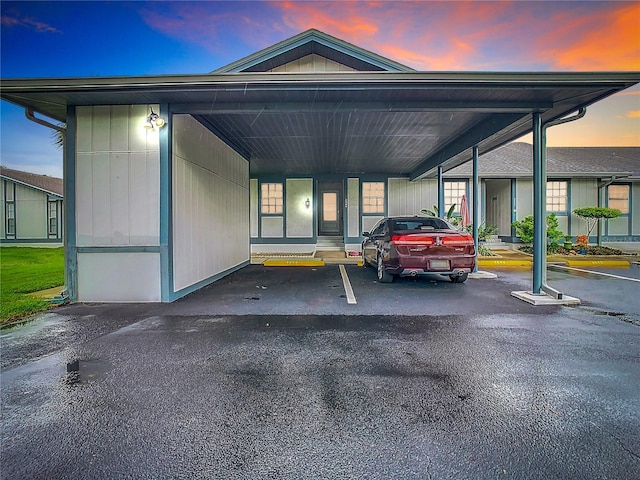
[
  {"left": 144, "top": 107, "right": 166, "bottom": 129},
  {"left": 305, "top": 198, "right": 311, "bottom": 209}
]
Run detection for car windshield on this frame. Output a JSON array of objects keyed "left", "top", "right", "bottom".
[{"left": 391, "top": 218, "right": 452, "bottom": 231}]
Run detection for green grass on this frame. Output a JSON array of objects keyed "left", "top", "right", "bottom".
[{"left": 0, "top": 247, "right": 64, "bottom": 324}]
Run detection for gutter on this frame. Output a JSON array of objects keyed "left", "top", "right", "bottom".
[
  {"left": 25, "top": 109, "right": 66, "bottom": 133},
  {"left": 537, "top": 107, "right": 586, "bottom": 300}
]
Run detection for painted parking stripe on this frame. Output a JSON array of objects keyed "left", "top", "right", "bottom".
[
  {"left": 551, "top": 264, "right": 640, "bottom": 283},
  {"left": 339, "top": 265, "right": 357, "bottom": 305}
]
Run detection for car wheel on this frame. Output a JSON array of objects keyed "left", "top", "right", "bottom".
[
  {"left": 450, "top": 273, "right": 468, "bottom": 283},
  {"left": 377, "top": 254, "right": 394, "bottom": 283}
]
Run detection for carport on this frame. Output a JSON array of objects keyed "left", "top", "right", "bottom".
[{"left": 2, "top": 31, "right": 638, "bottom": 303}]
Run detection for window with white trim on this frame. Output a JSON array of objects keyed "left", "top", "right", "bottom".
[
  {"left": 362, "top": 182, "right": 385, "bottom": 214},
  {"left": 608, "top": 184, "right": 629, "bottom": 214},
  {"left": 6, "top": 203, "right": 15, "bottom": 237},
  {"left": 444, "top": 181, "right": 466, "bottom": 213},
  {"left": 48, "top": 199, "right": 58, "bottom": 236},
  {"left": 261, "top": 183, "right": 283, "bottom": 214},
  {"left": 546, "top": 180, "right": 568, "bottom": 213}
]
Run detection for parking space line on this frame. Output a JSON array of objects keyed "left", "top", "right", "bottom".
[
  {"left": 551, "top": 264, "right": 640, "bottom": 283},
  {"left": 339, "top": 265, "right": 357, "bottom": 304}
]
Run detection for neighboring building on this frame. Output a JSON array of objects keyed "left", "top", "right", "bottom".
[
  {"left": 0, "top": 167, "right": 63, "bottom": 244},
  {"left": 446, "top": 142, "right": 639, "bottom": 242},
  {"left": 1, "top": 29, "right": 637, "bottom": 302}
]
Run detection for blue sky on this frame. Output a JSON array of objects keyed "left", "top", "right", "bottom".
[{"left": 2, "top": 0, "right": 639, "bottom": 178}]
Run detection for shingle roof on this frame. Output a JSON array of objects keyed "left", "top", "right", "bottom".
[
  {"left": 448, "top": 143, "right": 640, "bottom": 178},
  {"left": 0, "top": 167, "right": 63, "bottom": 197}
]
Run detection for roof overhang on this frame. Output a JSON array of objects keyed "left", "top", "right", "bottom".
[{"left": 2, "top": 71, "right": 638, "bottom": 179}]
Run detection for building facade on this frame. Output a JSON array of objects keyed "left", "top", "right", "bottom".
[{"left": 0, "top": 167, "right": 63, "bottom": 245}]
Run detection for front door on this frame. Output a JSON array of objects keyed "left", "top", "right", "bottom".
[{"left": 318, "top": 181, "right": 343, "bottom": 236}]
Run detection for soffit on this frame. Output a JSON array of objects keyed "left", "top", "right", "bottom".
[{"left": 1, "top": 72, "right": 638, "bottom": 179}]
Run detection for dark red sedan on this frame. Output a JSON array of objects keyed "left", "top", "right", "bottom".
[{"left": 362, "top": 216, "right": 476, "bottom": 283}]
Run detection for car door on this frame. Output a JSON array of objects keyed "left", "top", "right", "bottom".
[{"left": 363, "top": 220, "right": 386, "bottom": 263}]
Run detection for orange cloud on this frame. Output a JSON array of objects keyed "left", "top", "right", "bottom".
[
  {"left": 541, "top": 3, "right": 640, "bottom": 70},
  {"left": 628, "top": 111, "right": 640, "bottom": 119},
  {"left": 279, "top": 1, "right": 378, "bottom": 41}
]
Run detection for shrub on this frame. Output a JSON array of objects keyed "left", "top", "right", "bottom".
[{"left": 512, "top": 213, "right": 564, "bottom": 246}]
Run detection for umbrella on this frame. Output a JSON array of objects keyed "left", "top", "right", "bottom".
[{"left": 459, "top": 194, "right": 470, "bottom": 227}]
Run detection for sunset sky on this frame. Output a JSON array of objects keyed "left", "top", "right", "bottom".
[{"left": 1, "top": 0, "right": 639, "bottom": 178}]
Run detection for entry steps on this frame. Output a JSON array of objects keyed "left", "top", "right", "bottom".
[
  {"left": 316, "top": 235, "right": 345, "bottom": 252},
  {"left": 483, "top": 235, "right": 510, "bottom": 250}
]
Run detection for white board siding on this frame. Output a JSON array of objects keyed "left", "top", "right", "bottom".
[
  {"left": 286, "top": 179, "right": 313, "bottom": 238},
  {"left": 250, "top": 179, "right": 259, "bottom": 238},
  {"left": 75, "top": 106, "right": 160, "bottom": 246},
  {"left": 270, "top": 54, "right": 356, "bottom": 72},
  {"left": 172, "top": 114, "right": 249, "bottom": 292},
  {"left": 14, "top": 183, "right": 47, "bottom": 239},
  {"left": 388, "top": 178, "right": 439, "bottom": 217},
  {"left": 347, "top": 178, "right": 360, "bottom": 238},
  {"left": 77, "top": 252, "right": 160, "bottom": 302}
]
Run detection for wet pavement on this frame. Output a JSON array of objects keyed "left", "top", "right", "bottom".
[{"left": 1, "top": 266, "right": 639, "bottom": 479}]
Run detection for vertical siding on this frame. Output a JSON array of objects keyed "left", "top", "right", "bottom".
[
  {"left": 250, "top": 179, "right": 258, "bottom": 238},
  {"left": 347, "top": 178, "right": 360, "bottom": 237},
  {"left": 172, "top": 114, "right": 249, "bottom": 292},
  {"left": 515, "top": 179, "right": 533, "bottom": 219},
  {"left": 388, "top": 178, "right": 438, "bottom": 216},
  {"left": 75, "top": 105, "right": 161, "bottom": 302},
  {"left": 633, "top": 184, "right": 639, "bottom": 236},
  {"left": 76, "top": 105, "right": 160, "bottom": 246},
  {"left": 568, "top": 179, "right": 597, "bottom": 236},
  {"left": 270, "top": 54, "right": 356, "bottom": 72},
  {"left": 14, "top": 183, "right": 47, "bottom": 239},
  {"left": 286, "top": 179, "right": 313, "bottom": 237},
  {"left": 0, "top": 181, "right": 5, "bottom": 237}
]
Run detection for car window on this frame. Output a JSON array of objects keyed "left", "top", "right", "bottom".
[
  {"left": 391, "top": 218, "right": 451, "bottom": 231},
  {"left": 371, "top": 221, "right": 386, "bottom": 236}
]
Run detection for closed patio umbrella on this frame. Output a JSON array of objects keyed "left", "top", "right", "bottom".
[{"left": 460, "top": 194, "right": 470, "bottom": 227}]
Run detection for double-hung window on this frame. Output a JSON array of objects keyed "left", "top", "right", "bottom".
[
  {"left": 261, "top": 183, "right": 283, "bottom": 214},
  {"left": 362, "top": 182, "right": 385, "bottom": 214},
  {"left": 444, "top": 181, "right": 466, "bottom": 214},
  {"left": 546, "top": 180, "right": 568, "bottom": 214},
  {"left": 48, "top": 199, "right": 58, "bottom": 237},
  {"left": 4, "top": 181, "right": 16, "bottom": 238},
  {"left": 607, "top": 184, "right": 629, "bottom": 214}
]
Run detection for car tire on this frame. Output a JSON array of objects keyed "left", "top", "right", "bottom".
[
  {"left": 450, "top": 273, "right": 468, "bottom": 283},
  {"left": 377, "top": 254, "right": 394, "bottom": 283}
]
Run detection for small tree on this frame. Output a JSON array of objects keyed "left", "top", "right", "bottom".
[{"left": 573, "top": 207, "right": 621, "bottom": 239}]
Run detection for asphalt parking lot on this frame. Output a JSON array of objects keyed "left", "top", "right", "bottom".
[{"left": 1, "top": 264, "right": 639, "bottom": 479}]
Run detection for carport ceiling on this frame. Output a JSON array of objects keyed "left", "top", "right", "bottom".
[{"left": 1, "top": 71, "right": 638, "bottom": 179}]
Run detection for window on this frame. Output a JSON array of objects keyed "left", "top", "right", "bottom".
[
  {"left": 362, "top": 182, "right": 385, "bottom": 214},
  {"left": 6, "top": 203, "right": 15, "bottom": 236},
  {"left": 4, "top": 181, "right": 15, "bottom": 238},
  {"left": 261, "top": 183, "right": 283, "bottom": 214},
  {"left": 546, "top": 180, "right": 568, "bottom": 213},
  {"left": 444, "top": 181, "right": 466, "bottom": 213},
  {"left": 48, "top": 200, "right": 58, "bottom": 236},
  {"left": 608, "top": 184, "right": 629, "bottom": 214}
]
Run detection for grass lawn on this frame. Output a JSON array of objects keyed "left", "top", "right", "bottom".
[{"left": 0, "top": 247, "right": 64, "bottom": 324}]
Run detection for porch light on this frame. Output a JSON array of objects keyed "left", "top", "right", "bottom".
[
  {"left": 144, "top": 107, "right": 165, "bottom": 129},
  {"left": 305, "top": 198, "right": 311, "bottom": 209}
]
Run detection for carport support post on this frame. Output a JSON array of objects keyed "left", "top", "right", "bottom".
[
  {"left": 472, "top": 146, "right": 479, "bottom": 272},
  {"left": 437, "top": 166, "right": 445, "bottom": 218},
  {"left": 532, "top": 112, "right": 544, "bottom": 295}
]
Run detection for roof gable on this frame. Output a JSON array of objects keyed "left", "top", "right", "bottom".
[
  {"left": 0, "top": 167, "right": 63, "bottom": 197},
  {"left": 212, "top": 29, "right": 413, "bottom": 73}
]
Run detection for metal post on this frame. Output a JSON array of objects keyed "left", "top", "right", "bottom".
[
  {"left": 472, "top": 146, "right": 479, "bottom": 272},
  {"left": 532, "top": 112, "right": 544, "bottom": 295},
  {"left": 437, "top": 166, "right": 444, "bottom": 218}
]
